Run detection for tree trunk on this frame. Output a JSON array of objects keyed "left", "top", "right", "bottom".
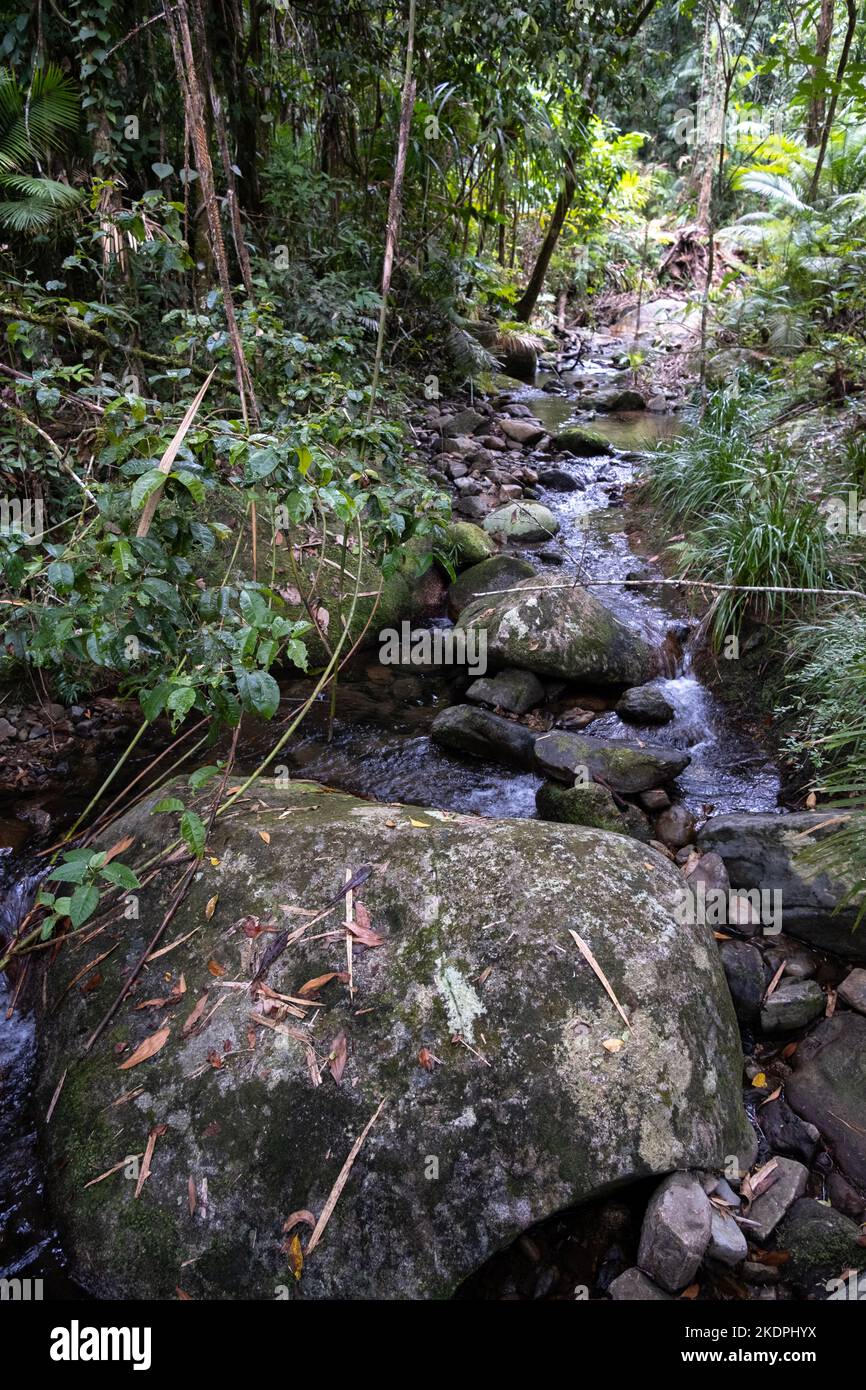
[
  {"left": 806, "top": 0, "right": 835, "bottom": 146},
  {"left": 513, "top": 156, "right": 576, "bottom": 323},
  {"left": 809, "top": 0, "right": 857, "bottom": 199}
]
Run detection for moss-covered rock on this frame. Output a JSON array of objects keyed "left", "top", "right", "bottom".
[
  {"left": 447, "top": 554, "right": 536, "bottom": 621},
  {"left": 444, "top": 520, "right": 495, "bottom": 569},
  {"left": 483, "top": 501, "right": 559, "bottom": 542},
  {"left": 555, "top": 427, "right": 613, "bottom": 458},
  {"left": 535, "top": 780, "right": 650, "bottom": 841},
  {"left": 535, "top": 730, "right": 690, "bottom": 793},
  {"left": 456, "top": 573, "right": 661, "bottom": 688},
  {"left": 35, "top": 779, "right": 751, "bottom": 1300},
  {"left": 775, "top": 1199, "right": 865, "bottom": 1290}
]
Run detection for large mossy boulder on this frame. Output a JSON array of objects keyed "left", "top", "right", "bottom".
[
  {"left": 456, "top": 573, "right": 660, "bottom": 688},
  {"left": 443, "top": 520, "right": 495, "bottom": 569},
  {"left": 482, "top": 501, "right": 559, "bottom": 542},
  {"left": 555, "top": 426, "right": 613, "bottom": 458},
  {"left": 447, "top": 554, "right": 536, "bottom": 621},
  {"left": 534, "top": 730, "right": 690, "bottom": 794},
  {"left": 36, "top": 780, "right": 751, "bottom": 1300},
  {"left": 697, "top": 812, "right": 866, "bottom": 959}
]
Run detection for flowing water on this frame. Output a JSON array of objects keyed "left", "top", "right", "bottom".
[{"left": 0, "top": 337, "right": 782, "bottom": 1293}]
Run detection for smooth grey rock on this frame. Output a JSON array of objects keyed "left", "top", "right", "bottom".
[
  {"left": 537, "top": 467, "right": 582, "bottom": 491},
  {"left": 696, "top": 812, "right": 866, "bottom": 958},
  {"left": 637, "top": 1172, "right": 713, "bottom": 1292},
  {"left": 534, "top": 730, "right": 690, "bottom": 794},
  {"left": 719, "top": 940, "right": 765, "bottom": 1024},
  {"left": 747, "top": 1157, "right": 808, "bottom": 1241},
  {"left": 640, "top": 789, "right": 671, "bottom": 812},
  {"left": 431, "top": 704, "right": 536, "bottom": 769},
  {"left": 499, "top": 418, "right": 545, "bottom": 446},
  {"left": 708, "top": 1208, "right": 748, "bottom": 1266},
  {"left": 838, "top": 968, "right": 866, "bottom": 1016},
  {"left": 786, "top": 1013, "right": 866, "bottom": 1191},
  {"left": 654, "top": 804, "right": 696, "bottom": 850},
  {"left": 760, "top": 979, "right": 825, "bottom": 1034},
  {"left": 443, "top": 407, "right": 486, "bottom": 437},
  {"left": 759, "top": 1096, "right": 820, "bottom": 1165},
  {"left": 482, "top": 501, "right": 559, "bottom": 542},
  {"left": 616, "top": 684, "right": 674, "bottom": 725},
  {"left": 608, "top": 1268, "right": 672, "bottom": 1300},
  {"left": 34, "top": 779, "right": 752, "bottom": 1300},
  {"left": 466, "top": 668, "right": 546, "bottom": 716}
]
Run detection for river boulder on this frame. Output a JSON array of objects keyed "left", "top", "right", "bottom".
[
  {"left": 534, "top": 729, "right": 690, "bottom": 794},
  {"left": 455, "top": 573, "right": 661, "bottom": 688},
  {"left": 35, "top": 780, "right": 752, "bottom": 1301},
  {"left": 696, "top": 812, "right": 866, "bottom": 959}
]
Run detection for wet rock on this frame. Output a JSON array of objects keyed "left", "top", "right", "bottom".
[
  {"left": 838, "top": 968, "right": 866, "bottom": 1016},
  {"left": 637, "top": 1172, "right": 712, "bottom": 1292},
  {"left": 684, "top": 851, "right": 730, "bottom": 896},
  {"left": 555, "top": 426, "right": 613, "bottom": 457},
  {"left": 654, "top": 804, "right": 696, "bottom": 850},
  {"left": 763, "top": 938, "right": 819, "bottom": 982},
  {"left": 786, "top": 1013, "right": 866, "bottom": 1191},
  {"left": 707, "top": 1207, "right": 748, "bottom": 1266},
  {"left": 482, "top": 501, "right": 559, "bottom": 543},
  {"left": 444, "top": 407, "right": 486, "bottom": 437},
  {"left": 496, "top": 339, "right": 538, "bottom": 384},
  {"left": 444, "top": 521, "right": 495, "bottom": 569},
  {"left": 747, "top": 1157, "right": 808, "bottom": 1241},
  {"left": 608, "top": 1268, "right": 672, "bottom": 1300},
  {"left": 758, "top": 1097, "right": 820, "bottom": 1166},
  {"left": 456, "top": 573, "right": 661, "bottom": 688},
  {"left": 466, "top": 668, "right": 546, "bottom": 716},
  {"left": 35, "top": 778, "right": 752, "bottom": 1300},
  {"left": 640, "top": 789, "right": 671, "bottom": 812},
  {"left": 696, "top": 811, "right": 866, "bottom": 958},
  {"left": 430, "top": 704, "right": 536, "bottom": 769},
  {"left": 499, "top": 418, "right": 545, "bottom": 447},
  {"left": 826, "top": 1172, "right": 866, "bottom": 1222},
  {"left": 616, "top": 684, "right": 674, "bottom": 725},
  {"left": 718, "top": 940, "right": 765, "bottom": 1024},
  {"left": 537, "top": 467, "right": 582, "bottom": 491},
  {"left": 456, "top": 495, "right": 496, "bottom": 521},
  {"left": 0, "top": 717, "right": 15, "bottom": 740},
  {"left": 535, "top": 781, "right": 648, "bottom": 840},
  {"left": 447, "top": 554, "right": 536, "bottom": 621},
  {"left": 775, "top": 1199, "right": 864, "bottom": 1290},
  {"left": 579, "top": 388, "right": 646, "bottom": 412},
  {"left": 534, "top": 730, "right": 690, "bottom": 794},
  {"left": 760, "top": 980, "right": 825, "bottom": 1034}
]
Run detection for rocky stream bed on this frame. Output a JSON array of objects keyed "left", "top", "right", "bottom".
[{"left": 1, "top": 325, "right": 864, "bottom": 1300}]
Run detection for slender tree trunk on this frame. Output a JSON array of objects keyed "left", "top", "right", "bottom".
[
  {"left": 809, "top": 0, "right": 857, "bottom": 199},
  {"left": 806, "top": 0, "right": 835, "bottom": 145},
  {"left": 513, "top": 155, "right": 576, "bottom": 323},
  {"left": 166, "top": 0, "right": 258, "bottom": 427},
  {"left": 367, "top": 0, "right": 417, "bottom": 421}
]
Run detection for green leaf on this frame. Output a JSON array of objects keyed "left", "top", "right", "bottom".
[
  {"left": 236, "top": 669, "right": 280, "bottom": 719},
  {"left": 131, "top": 469, "right": 167, "bottom": 510},
  {"left": 47, "top": 858, "right": 90, "bottom": 883},
  {"left": 189, "top": 765, "right": 220, "bottom": 791},
  {"left": 154, "top": 797, "right": 185, "bottom": 814},
  {"left": 99, "top": 862, "right": 141, "bottom": 890},
  {"left": 47, "top": 560, "right": 74, "bottom": 589},
  {"left": 181, "top": 809, "right": 206, "bottom": 858},
  {"left": 68, "top": 882, "right": 100, "bottom": 928}
]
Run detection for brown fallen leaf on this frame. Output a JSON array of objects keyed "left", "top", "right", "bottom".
[
  {"left": 328, "top": 1030, "right": 348, "bottom": 1084},
  {"left": 182, "top": 994, "right": 209, "bottom": 1037},
  {"left": 205, "top": 894, "right": 219, "bottom": 921},
  {"left": 259, "top": 830, "right": 271, "bottom": 844},
  {"left": 103, "top": 834, "right": 134, "bottom": 865},
  {"left": 680, "top": 1283, "right": 700, "bottom": 1300},
  {"left": 602, "top": 1037, "right": 625, "bottom": 1053},
  {"left": 418, "top": 1047, "right": 442, "bottom": 1071},
  {"left": 781, "top": 1042, "right": 798, "bottom": 1059},
  {"left": 741, "top": 1157, "right": 779, "bottom": 1208},
  {"left": 207, "top": 959, "right": 225, "bottom": 978},
  {"left": 347, "top": 908, "right": 384, "bottom": 947},
  {"left": 176, "top": 1287, "right": 193, "bottom": 1300},
  {"left": 298, "top": 971, "right": 347, "bottom": 997},
  {"left": 568, "top": 928, "right": 630, "bottom": 1030},
  {"left": 135, "top": 1122, "right": 167, "bottom": 1199},
  {"left": 750, "top": 1248, "right": 791, "bottom": 1266},
  {"left": 759, "top": 1085, "right": 783, "bottom": 1107},
  {"left": 206, "top": 1049, "right": 224, "bottom": 1069},
  {"left": 283, "top": 1209, "right": 316, "bottom": 1235},
  {"left": 118, "top": 1026, "right": 170, "bottom": 1070}
]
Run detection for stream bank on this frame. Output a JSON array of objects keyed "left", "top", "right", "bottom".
[{"left": 1, "top": 321, "right": 864, "bottom": 1300}]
